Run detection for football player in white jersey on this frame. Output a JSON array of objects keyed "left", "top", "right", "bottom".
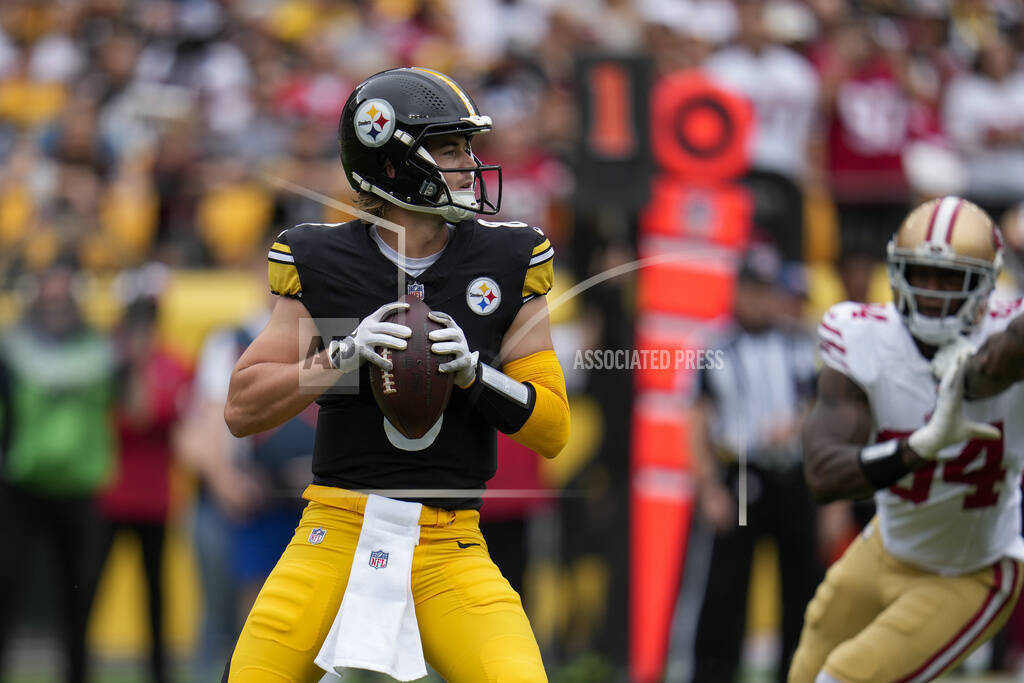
[{"left": 789, "top": 196, "right": 1024, "bottom": 683}]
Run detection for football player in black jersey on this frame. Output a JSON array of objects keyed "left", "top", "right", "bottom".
[{"left": 222, "top": 68, "right": 569, "bottom": 682}]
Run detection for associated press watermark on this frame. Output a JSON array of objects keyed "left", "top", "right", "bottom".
[
  {"left": 573, "top": 348, "right": 725, "bottom": 371},
  {"left": 298, "top": 317, "right": 361, "bottom": 394}
]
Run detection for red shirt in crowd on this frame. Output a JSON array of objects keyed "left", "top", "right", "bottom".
[{"left": 99, "top": 349, "right": 191, "bottom": 524}]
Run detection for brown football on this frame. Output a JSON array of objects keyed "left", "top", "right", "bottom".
[{"left": 369, "top": 296, "right": 454, "bottom": 439}]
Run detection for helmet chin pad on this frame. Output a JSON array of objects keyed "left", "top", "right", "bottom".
[
  {"left": 443, "top": 189, "right": 478, "bottom": 220},
  {"left": 906, "top": 311, "right": 968, "bottom": 346}
]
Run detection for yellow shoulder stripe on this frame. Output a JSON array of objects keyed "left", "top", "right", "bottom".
[
  {"left": 523, "top": 259, "right": 554, "bottom": 298},
  {"left": 271, "top": 241, "right": 291, "bottom": 254},
  {"left": 269, "top": 261, "right": 301, "bottom": 296},
  {"left": 532, "top": 239, "right": 551, "bottom": 256}
]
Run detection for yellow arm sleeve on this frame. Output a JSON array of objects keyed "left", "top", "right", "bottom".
[{"left": 502, "top": 349, "right": 570, "bottom": 459}]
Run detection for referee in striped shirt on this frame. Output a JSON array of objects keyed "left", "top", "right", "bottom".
[{"left": 690, "top": 244, "right": 821, "bottom": 683}]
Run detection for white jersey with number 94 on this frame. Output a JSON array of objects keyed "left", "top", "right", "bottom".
[{"left": 818, "top": 298, "right": 1024, "bottom": 575}]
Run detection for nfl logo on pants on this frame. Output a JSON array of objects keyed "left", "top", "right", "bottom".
[{"left": 369, "top": 549, "right": 389, "bottom": 569}]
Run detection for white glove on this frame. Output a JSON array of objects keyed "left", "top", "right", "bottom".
[
  {"left": 908, "top": 346, "right": 1002, "bottom": 460},
  {"left": 328, "top": 301, "right": 410, "bottom": 373},
  {"left": 427, "top": 311, "right": 478, "bottom": 388},
  {"left": 930, "top": 335, "right": 977, "bottom": 382}
]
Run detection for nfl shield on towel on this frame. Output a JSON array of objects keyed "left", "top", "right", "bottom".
[
  {"left": 308, "top": 527, "right": 327, "bottom": 545},
  {"left": 369, "top": 549, "right": 389, "bottom": 569}
]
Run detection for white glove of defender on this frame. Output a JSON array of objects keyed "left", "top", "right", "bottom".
[
  {"left": 908, "top": 346, "right": 1001, "bottom": 460},
  {"left": 427, "top": 311, "right": 478, "bottom": 388},
  {"left": 930, "top": 334, "right": 977, "bottom": 382},
  {"left": 328, "top": 301, "right": 410, "bottom": 373}
]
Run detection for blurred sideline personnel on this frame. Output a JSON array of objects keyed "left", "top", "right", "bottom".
[
  {"left": 691, "top": 245, "right": 820, "bottom": 682},
  {"left": 0, "top": 259, "right": 115, "bottom": 683},
  {"left": 222, "top": 67, "right": 569, "bottom": 682},
  {"left": 98, "top": 282, "right": 191, "bottom": 683},
  {"left": 790, "top": 197, "right": 1024, "bottom": 683},
  {"left": 175, "top": 262, "right": 316, "bottom": 682}
]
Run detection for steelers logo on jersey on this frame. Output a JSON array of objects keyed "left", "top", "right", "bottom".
[
  {"left": 354, "top": 98, "right": 396, "bottom": 148},
  {"left": 466, "top": 277, "right": 501, "bottom": 315}
]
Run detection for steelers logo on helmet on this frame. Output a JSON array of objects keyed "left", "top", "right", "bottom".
[
  {"left": 354, "top": 98, "right": 396, "bottom": 148},
  {"left": 466, "top": 277, "right": 501, "bottom": 315}
]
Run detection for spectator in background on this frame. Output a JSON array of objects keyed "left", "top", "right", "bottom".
[
  {"left": 0, "top": 258, "right": 116, "bottom": 683},
  {"left": 689, "top": 244, "right": 819, "bottom": 683},
  {"left": 42, "top": 95, "right": 114, "bottom": 178},
  {"left": 1001, "top": 202, "right": 1024, "bottom": 296},
  {"left": 175, "top": 256, "right": 314, "bottom": 682},
  {"left": 151, "top": 121, "right": 203, "bottom": 264},
  {"left": 837, "top": 248, "right": 876, "bottom": 304},
  {"left": 271, "top": 120, "right": 339, "bottom": 229},
  {"left": 812, "top": 16, "right": 913, "bottom": 256},
  {"left": 777, "top": 260, "right": 812, "bottom": 332},
  {"left": 195, "top": 155, "right": 273, "bottom": 266},
  {"left": 641, "top": 0, "right": 736, "bottom": 77},
  {"left": 943, "top": 31, "right": 1024, "bottom": 218},
  {"left": 476, "top": 86, "right": 572, "bottom": 243},
  {"left": 704, "top": 0, "right": 820, "bottom": 261},
  {"left": 176, "top": 317, "right": 259, "bottom": 682},
  {"left": 902, "top": 2, "right": 964, "bottom": 118},
  {"left": 96, "top": 268, "right": 190, "bottom": 683}
]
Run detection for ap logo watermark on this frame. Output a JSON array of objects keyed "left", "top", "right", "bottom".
[{"left": 298, "top": 317, "right": 362, "bottom": 395}]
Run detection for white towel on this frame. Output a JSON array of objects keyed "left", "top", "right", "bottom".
[{"left": 315, "top": 494, "right": 427, "bottom": 682}]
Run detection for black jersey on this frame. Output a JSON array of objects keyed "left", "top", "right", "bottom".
[{"left": 267, "top": 218, "right": 554, "bottom": 509}]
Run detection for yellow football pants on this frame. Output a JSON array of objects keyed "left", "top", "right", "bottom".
[
  {"left": 789, "top": 519, "right": 1023, "bottom": 683},
  {"left": 226, "top": 485, "right": 548, "bottom": 683}
]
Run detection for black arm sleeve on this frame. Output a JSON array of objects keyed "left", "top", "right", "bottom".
[{"left": 464, "top": 364, "right": 538, "bottom": 434}]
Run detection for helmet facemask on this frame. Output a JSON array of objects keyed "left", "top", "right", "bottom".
[{"left": 887, "top": 242, "right": 999, "bottom": 346}]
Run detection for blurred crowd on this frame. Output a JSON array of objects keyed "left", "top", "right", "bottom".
[
  {"left": 0, "top": 0, "right": 1023, "bottom": 288},
  {"left": 2, "top": 0, "right": 1024, "bottom": 681}
]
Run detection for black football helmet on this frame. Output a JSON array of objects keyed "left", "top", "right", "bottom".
[{"left": 339, "top": 67, "right": 502, "bottom": 222}]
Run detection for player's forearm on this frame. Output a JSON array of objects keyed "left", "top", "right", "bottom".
[
  {"left": 803, "top": 436, "right": 925, "bottom": 504},
  {"left": 965, "top": 315, "right": 1024, "bottom": 400},
  {"left": 224, "top": 354, "right": 334, "bottom": 437},
  {"left": 803, "top": 438, "right": 877, "bottom": 504}
]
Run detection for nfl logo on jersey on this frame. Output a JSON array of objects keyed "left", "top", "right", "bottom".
[
  {"left": 369, "top": 549, "right": 389, "bottom": 569},
  {"left": 308, "top": 527, "right": 327, "bottom": 545}
]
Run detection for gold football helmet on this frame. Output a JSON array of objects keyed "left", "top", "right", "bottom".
[{"left": 887, "top": 196, "right": 1003, "bottom": 345}]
